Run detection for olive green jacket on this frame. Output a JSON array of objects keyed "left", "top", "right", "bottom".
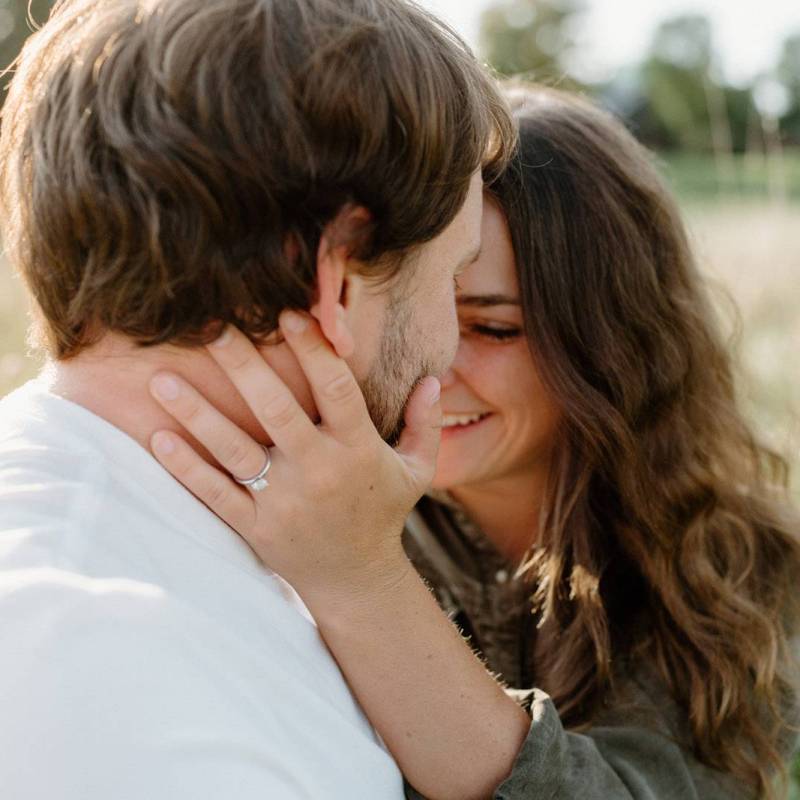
[{"left": 402, "top": 495, "right": 799, "bottom": 800}]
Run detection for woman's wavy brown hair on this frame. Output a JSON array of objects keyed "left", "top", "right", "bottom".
[{"left": 493, "top": 85, "right": 800, "bottom": 797}]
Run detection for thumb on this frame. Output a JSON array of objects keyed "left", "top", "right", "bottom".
[{"left": 395, "top": 376, "right": 442, "bottom": 490}]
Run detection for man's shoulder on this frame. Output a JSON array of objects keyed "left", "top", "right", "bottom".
[
  {"left": 0, "top": 562, "right": 237, "bottom": 731},
  {"left": 0, "top": 565, "right": 404, "bottom": 799},
  {"left": 0, "top": 563, "right": 174, "bottom": 647},
  {"left": 0, "top": 565, "right": 182, "bottom": 716},
  {"left": 0, "top": 378, "right": 52, "bottom": 434},
  {"left": 0, "top": 409, "right": 107, "bottom": 568},
  {"left": 0, "top": 380, "right": 121, "bottom": 558},
  {"left": 0, "top": 566, "right": 229, "bottom": 794},
  {"left": 0, "top": 378, "right": 94, "bottom": 469}
]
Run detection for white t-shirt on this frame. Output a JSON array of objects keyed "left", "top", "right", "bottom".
[{"left": 0, "top": 379, "right": 404, "bottom": 800}]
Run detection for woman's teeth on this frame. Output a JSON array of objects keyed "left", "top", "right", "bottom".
[{"left": 442, "top": 412, "right": 489, "bottom": 429}]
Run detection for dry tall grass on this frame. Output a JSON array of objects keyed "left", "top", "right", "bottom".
[{"left": 684, "top": 202, "right": 799, "bottom": 498}]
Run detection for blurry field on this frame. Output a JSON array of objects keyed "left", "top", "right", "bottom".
[{"left": 680, "top": 200, "right": 800, "bottom": 500}]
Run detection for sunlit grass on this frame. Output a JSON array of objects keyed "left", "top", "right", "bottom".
[{"left": 683, "top": 200, "right": 800, "bottom": 501}]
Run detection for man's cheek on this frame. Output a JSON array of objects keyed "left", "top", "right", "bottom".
[
  {"left": 444, "top": 297, "right": 460, "bottom": 366},
  {"left": 435, "top": 315, "right": 459, "bottom": 376}
]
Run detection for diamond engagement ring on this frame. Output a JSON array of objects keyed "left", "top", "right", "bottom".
[{"left": 233, "top": 445, "right": 272, "bottom": 492}]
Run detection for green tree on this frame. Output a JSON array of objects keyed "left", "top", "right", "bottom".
[
  {"left": 478, "top": 0, "right": 584, "bottom": 83},
  {"left": 777, "top": 32, "right": 800, "bottom": 97},
  {"left": 640, "top": 14, "right": 717, "bottom": 151},
  {"left": 775, "top": 32, "right": 800, "bottom": 143}
]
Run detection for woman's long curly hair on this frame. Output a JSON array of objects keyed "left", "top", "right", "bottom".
[{"left": 494, "top": 85, "right": 800, "bottom": 798}]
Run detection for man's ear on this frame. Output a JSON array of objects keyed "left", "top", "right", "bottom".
[{"left": 310, "top": 204, "right": 372, "bottom": 359}]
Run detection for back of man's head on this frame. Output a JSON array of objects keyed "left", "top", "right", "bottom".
[{"left": 0, "top": 0, "right": 513, "bottom": 360}]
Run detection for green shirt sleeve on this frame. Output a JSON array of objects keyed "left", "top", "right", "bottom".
[{"left": 404, "top": 686, "right": 755, "bottom": 800}]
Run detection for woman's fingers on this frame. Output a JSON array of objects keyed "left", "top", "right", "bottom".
[
  {"left": 278, "top": 310, "right": 370, "bottom": 443},
  {"left": 150, "top": 430, "right": 254, "bottom": 533},
  {"left": 149, "top": 372, "right": 271, "bottom": 482},
  {"left": 395, "top": 376, "right": 442, "bottom": 490},
  {"left": 205, "top": 326, "right": 318, "bottom": 453}
]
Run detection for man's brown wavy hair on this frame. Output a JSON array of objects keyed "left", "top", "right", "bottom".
[
  {"left": 494, "top": 86, "right": 800, "bottom": 798},
  {"left": 0, "top": 0, "right": 513, "bottom": 359}
]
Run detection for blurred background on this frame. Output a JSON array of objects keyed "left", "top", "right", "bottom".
[{"left": 0, "top": 1, "right": 798, "bottom": 788}]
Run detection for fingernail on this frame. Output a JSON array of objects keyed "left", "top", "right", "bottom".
[
  {"left": 211, "top": 327, "right": 232, "bottom": 348},
  {"left": 282, "top": 311, "right": 308, "bottom": 333},
  {"left": 424, "top": 377, "right": 441, "bottom": 407},
  {"left": 151, "top": 374, "right": 180, "bottom": 401},
  {"left": 151, "top": 431, "right": 175, "bottom": 456}
]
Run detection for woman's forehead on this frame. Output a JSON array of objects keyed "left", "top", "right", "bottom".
[{"left": 458, "top": 201, "right": 518, "bottom": 295}]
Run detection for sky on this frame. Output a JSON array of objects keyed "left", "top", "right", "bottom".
[{"left": 420, "top": 0, "right": 800, "bottom": 86}]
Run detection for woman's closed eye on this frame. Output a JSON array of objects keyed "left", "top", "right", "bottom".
[{"left": 463, "top": 323, "right": 523, "bottom": 342}]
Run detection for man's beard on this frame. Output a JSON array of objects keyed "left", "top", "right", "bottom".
[{"left": 359, "top": 289, "right": 436, "bottom": 447}]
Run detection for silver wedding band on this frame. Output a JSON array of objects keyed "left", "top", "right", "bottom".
[{"left": 233, "top": 445, "right": 272, "bottom": 492}]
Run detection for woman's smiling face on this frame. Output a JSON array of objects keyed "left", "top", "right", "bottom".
[{"left": 432, "top": 197, "right": 561, "bottom": 492}]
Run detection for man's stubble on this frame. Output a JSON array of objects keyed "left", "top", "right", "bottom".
[{"left": 359, "top": 285, "right": 438, "bottom": 448}]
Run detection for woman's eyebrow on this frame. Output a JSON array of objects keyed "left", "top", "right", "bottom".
[{"left": 456, "top": 293, "right": 521, "bottom": 307}]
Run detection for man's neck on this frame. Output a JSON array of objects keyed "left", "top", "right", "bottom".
[{"left": 47, "top": 332, "right": 316, "bottom": 463}]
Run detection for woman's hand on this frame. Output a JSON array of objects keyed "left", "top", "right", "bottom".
[{"left": 148, "top": 310, "right": 442, "bottom": 612}]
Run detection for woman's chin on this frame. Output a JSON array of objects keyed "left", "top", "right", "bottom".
[
  {"left": 430, "top": 460, "right": 481, "bottom": 493},
  {"left": 432, "top": 438, "right": 499, "bottom": 492}
]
